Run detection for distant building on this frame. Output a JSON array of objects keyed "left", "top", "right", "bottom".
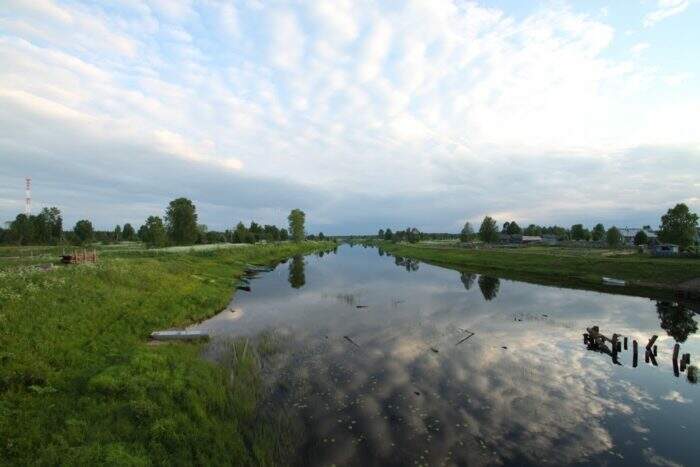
[
  {"left": 651, "top": 244, "right": 679, "bottom": 257},
  {"left": 542, "top": 234, "right": 559, "bottom": 245},
  {"left": 618, "top": 227, "right": 658, "bottom": 246},
  {"left": 521, "top": 235, "right": 543, "bottom": 244}
]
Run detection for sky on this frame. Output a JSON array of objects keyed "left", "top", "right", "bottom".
[{"left": 1, "top": 0, "right": 699, "bottom": 234}]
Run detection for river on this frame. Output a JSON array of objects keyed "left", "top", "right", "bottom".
[{"left": 192, "top": 244, "right": 699, "bottom": 466}]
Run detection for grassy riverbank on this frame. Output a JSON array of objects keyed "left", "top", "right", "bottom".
[
  {"left": 0, "top": 241, "right": 334, "bottom": 466},
  {"left": 377, "top": 242, "right": 700, "bottom": 298}
]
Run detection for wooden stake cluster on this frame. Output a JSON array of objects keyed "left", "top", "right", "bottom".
[{"left": 584, "top": 326, "right": 693, "bottom": 378}]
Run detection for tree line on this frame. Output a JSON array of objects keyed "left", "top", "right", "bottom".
[
  {"left": 376, "top": 203, "right": 698, "bottom": 250},
  {"left": 1, "top": 198, "right": 310, "bottom": 248}
]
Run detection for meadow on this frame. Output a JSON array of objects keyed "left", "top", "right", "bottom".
[
  {"left": 377, "top": 242, "right": 700, "bottom": 298},
  {"left": 0, "top": 241, "right": 333, "bottom": 466}
]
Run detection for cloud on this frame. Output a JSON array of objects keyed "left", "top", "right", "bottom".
[
  {"left": 661, "top": 390, "right": 692, "bottom": 403},
  {"left": 631, "top": 42, "right": 650, "bottom": 55},
  {"left": 644, "top": 0, "right": 691, "bottom": 27},
  {"left": 663, "top": 72, "right": 692, "bottom": 85},
  {"left": 0, "top": 0, "right": 698, "bottom": 231},
  {"left": 266, "top": 9, "right": 305, "bottom": 69},
  {"left": 198, "top": 260, "right": 680, "bottom": 465}
]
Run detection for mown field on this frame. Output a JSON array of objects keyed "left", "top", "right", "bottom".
[
  {"left": 0, "top": 241, "right": 334, "bottom": 466},
  {"left": 377, "top": 242, "right": 700, "bottom": 298}
]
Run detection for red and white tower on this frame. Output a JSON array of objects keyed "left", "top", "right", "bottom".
[{"left": 25, "top": 177, "right": 31, "bottom": 216}]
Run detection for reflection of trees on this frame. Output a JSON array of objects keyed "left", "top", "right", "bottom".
[
  {"left": 460, "top": 272, "right": 476, "bottom": 291},
  {"left": 394, "top": 256, "right": 420, "bottom": 272},
  {"left": 656, "top": 301, "right": 697, "bottom": 343},
  {"left": 478, "top": 275, "right": 500, "bottom": 301},
  {"left": 378, "top": 247, "right": 385, "bottom": 257},
  {"left": 288, "top": 255, "right": 306, "bottom": 289}
]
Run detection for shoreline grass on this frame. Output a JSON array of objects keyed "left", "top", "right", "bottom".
[
  {"left": 376, "top": 242, "right": 700, "bottom": 300},
  {"left": 0, "top": 241, "right": 334, "bottom": 466}
]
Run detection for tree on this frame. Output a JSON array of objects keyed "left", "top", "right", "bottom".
[
  {"left": 137, "top": 224, "right": 148, "bottom": 241},
  {"left": 165, "top": 197, "right": 198, "bottom": 245},
  {"left": 378, "top": 229, "right": 385, "bottom": 239},
  {"left": 591, "top": 224, "right": 605, "bottom": 242},
  {"left": 479, "top": 216, "right": 499, "bottom": 243},
  {"left": 405, "top": 227, "right": 421, "bottom": 243},
  {"left": 288, "top": 255, "right": 306, "bottom": 288},
  {"left": 232, "top": 222, "right": 247, "bottom": 243},
  {"left": 571, "top": 224, "right": 588, "bottom": 241},
  {"left": 318, "top": 232, "right": 325, "bottom": 240},
  {"left": 634, "top": 230, "right": 648, "bottom": 246},
  {"left": 658, "top": 203, "right": 699, "bottom": 249},
  {"left": 249, "top": 221, "right": 262, "bottom": 242},
  {"left": 606, "top": 226, "right": 622, "bottom": 248},
  {"left": 9, "top": 214, "right": 33, "bottom": 245},
  {"left": 592, "top": 223, "right": 605, "bottom": 241},
  {"left": 460, "top": 272, "right": 476, "bottom": 290},
  {"left": 288, "top": 209, "right": 306, "bottom": 242},
  {"left": 656, "top": 301, "right": 698, "bottom": 343},
  {"left": 113, "top": 225, "right": 122, "bottom": 242},
  {"left": 32, "top": 212, "right": 50, "bottom": 244},
  {"left": 280, "top": 228, "right": 289, "bottom": 241},
  {"left": 384, "top": 228, "right": 393, "bottom": 241},
  {"left": 506, "top": 221, "right": 522, "bottom": 235},
  {"left": 33, "top": 207, "right": 62, "bottom": 244},
  {"left": 501, "top": 222, "right": 510, "bottom": 234},
  {"left": 524, "top": 224, "right": 542, "bottom": 236},
  {"left": 142, "top": 216, "right": 167, "bottom": 247},
  {"left": 73, "top": 220, "right": 94, "bottom": 244},
  {"left": 460, "top": 222, "right": 474, "bottom": 242},
  {"left": 478, "top": 276, "right": 500, "bottom": 301},
  {"left": 263, "top": 224, "right": 280, "bottom": 242},
  {"left": 122, "top": 223, "right": 135, "bottom": 241}
]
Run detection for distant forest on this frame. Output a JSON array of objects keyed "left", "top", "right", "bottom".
[{"left": 0, "top": 198, "right": 320, "bottom": 247}]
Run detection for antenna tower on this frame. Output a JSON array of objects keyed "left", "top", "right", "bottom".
[{"left": 25, "top": 177, "right": 31, "bottom": 216}]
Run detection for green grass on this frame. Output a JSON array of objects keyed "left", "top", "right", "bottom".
[
  {"left": 378, "top": 242, "right": 700, "bottom": 298},
  {"left": 0, "top": 241, "right": 333, "bottom": 466}
]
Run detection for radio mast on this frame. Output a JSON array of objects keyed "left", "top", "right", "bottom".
[{"left": 25, "top": 177, "right": 31, "bottom": 216}]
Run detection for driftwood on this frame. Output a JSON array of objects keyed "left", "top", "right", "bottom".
[
  {"left": 150, "top": 330, "right": 209, "bottom": 341},
  {"left": 343, "top": 336, "right": 361, "bottom": 348},
  {"left": 456, "top": 331, "right": 475, "bottom": 346}
]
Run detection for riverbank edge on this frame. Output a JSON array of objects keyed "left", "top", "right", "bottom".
[
  {"left": 0, "top": 241, "right": 335, "bottom": 466},
  {"left": 375, "top": 241, "right": 699, "bottom": 301}
]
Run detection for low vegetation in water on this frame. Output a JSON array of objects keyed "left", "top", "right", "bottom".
[{"left": 0, "top": 241, "right": 334, "bottom": 465}]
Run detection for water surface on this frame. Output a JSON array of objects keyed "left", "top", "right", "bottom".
[{"left": 193, "top": 245, "right": 699, "bottom": 466}]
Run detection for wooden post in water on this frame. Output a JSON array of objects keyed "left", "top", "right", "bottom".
[
  {"left": 633, "top": 340, "right": 638, "bottom": 368},
  {"left": 646, "top": 335, "right": 658, "bottom": 351},
  {"left": 673, "top": 343, "right": 680, "bottom": 377},
  {"left": 647, "top": 349, "right": 658, "bottom": 366},
  {"left": 624, "top": 337, "right": 628, "bottom": 350},
  {"left": 653, "top": 345, "right": 657, "bottom": 357}
]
